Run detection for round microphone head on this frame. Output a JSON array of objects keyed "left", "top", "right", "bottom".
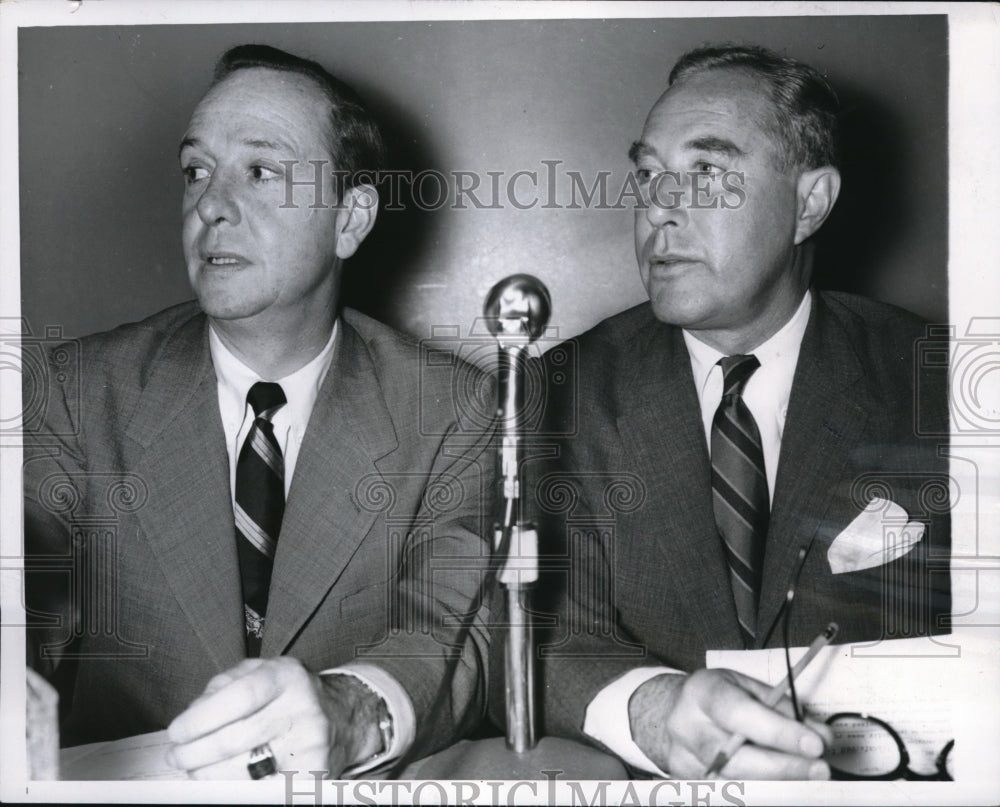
[{"left": 483, "top": 274, "right": 552, "bottom": 342}]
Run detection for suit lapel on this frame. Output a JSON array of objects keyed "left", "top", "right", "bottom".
[
  {"left": 262, "top": 318, "right": 398, "bottom": 655},
  {"left": 124, "top": 311, "right": 247, "bottom": 672},
  {"left": 618, "top": 317, "right": 743, "bottom": 651},
  {"left": 756, "top": 292, "right": 870, "bottom": 644}
]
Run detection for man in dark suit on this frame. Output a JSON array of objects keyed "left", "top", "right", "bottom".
[
  {"left": 24, "top": 45, "right": 493, "bottom": 779},
  {"left": 531, "top": 44, "right": 950, "bottom": 779}
]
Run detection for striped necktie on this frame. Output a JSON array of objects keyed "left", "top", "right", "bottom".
[
  {"left": 711, "top": 355, "right": 769, "bottom": 648},
  {"left": 235, "top": 381, "right": 286, "bottom": 657}
]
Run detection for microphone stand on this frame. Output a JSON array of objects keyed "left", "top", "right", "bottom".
[
  {"left": 485, "top": 275, "right": 548, "bottom": 752},
  {"left": 398, "top": 275, "right": 626, "bottom": 780}
]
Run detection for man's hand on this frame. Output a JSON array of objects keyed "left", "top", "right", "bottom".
[
  {"left": 166, "top": 658, "right": 383, "bottom": 779},
  {"left": 628, "top": 669, "right": 832, "bottom": 780}
]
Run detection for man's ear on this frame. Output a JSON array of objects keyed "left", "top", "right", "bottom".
[
  {"left": 793, "top": 166, "right": 841, "bottom": 245},
  {"left": 334, "top": 183, "right": 379, "bottom": 260}
]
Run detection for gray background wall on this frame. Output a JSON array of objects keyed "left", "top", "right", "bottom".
[{"left": 18, "top": 16, "right": 948, "bottom": 344}]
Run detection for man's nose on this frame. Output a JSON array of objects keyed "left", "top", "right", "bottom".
[
  {"left": 195, "top": 174, "right": 241, "bottom": 226},
  {"left": 644, "top": 171, "right": 690, "bottom": 228}
]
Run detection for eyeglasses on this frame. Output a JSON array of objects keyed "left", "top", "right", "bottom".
[
  {"left": 780, "top": 547, "right": 955, "bottom": 781},
  {"left": 824, "top": 713, "right": 954, "bottom": 781}
]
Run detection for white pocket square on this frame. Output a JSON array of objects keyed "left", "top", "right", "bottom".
[{"left": 827, "top": 497, "right": 925, "bottom": 574}]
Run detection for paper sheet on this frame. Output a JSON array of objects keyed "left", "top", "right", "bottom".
[
  {"left": 26, "top": 668, "right": 60, "bottom": 780},
  {"left": 707, "top": 635, "right": 958, "bottom": 775},
  {"left": 59, "top": 730, "right": 187, "bottom": 781}
]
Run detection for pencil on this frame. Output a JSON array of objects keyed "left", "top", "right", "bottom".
[{"left": 703, "top": 621, "right": 839, "bottom": 777}]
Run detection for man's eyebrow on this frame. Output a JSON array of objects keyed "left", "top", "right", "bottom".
[
  {"left": 178, "top": 136, "right": 199, "bottom": 159},
  {"left": 176, "top": 136, "right": 294, "bottom": 159},
  {"left": 685, "top": 136, "right": 747, "bottom": 158},
  {"left": 628, "top": 140, "right": 655, "bottom": 164},
  {"left": 243, "top": 137, "right": 292, "bottom": 152}
]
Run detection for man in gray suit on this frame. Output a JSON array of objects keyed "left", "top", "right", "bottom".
[
  {"left": 24, "top": 45, "right": 493, "bottom": 779},
  {"left": 530, "top": 44, "right": 950, "bottom": 779}
]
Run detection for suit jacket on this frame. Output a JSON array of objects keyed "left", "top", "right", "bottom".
[
  {"left": 24, "top": 301, "right": 496, "bottom": 753},
  {"left": 518, "top": 290, "right": 951, "bottom": 741}
]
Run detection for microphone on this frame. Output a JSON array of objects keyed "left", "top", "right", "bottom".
[
  {"left": 483, "top": 273, "right": 552, "bottom": 345},
  {"left": 484, "top": 274, "right": 551, "bottom": 753}
]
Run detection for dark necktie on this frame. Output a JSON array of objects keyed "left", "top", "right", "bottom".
[
  {"left": 711, "top": 355, "right": 769, "bottom": 647},
  {"left": 235, "top": 381, "right": 286, "bottom": 657}
]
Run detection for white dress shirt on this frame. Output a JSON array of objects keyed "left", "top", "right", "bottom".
[
  {"left": 209, "top": 322, "right": 415, "bottom": 775},
  {"left": 582, "top": 290, "right": 813, "bottom": 775}
]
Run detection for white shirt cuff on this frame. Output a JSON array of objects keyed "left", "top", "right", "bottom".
[
  {"left": 320, "top": 664, "right": 416, "bottom": 777},
  {"left": 583, "top": 666, "right": 679, "bottom": 777}
]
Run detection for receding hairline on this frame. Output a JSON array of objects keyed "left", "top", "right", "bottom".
[
  {"left": 644, "top": 67, "right": 788, "bottom": 163},
  {"left": 185, "top": 66, "right": 337, "bottom": 156},
  {"left": 186, "top": 43, "right": 389, "bottom": 188},
  {"left": 663, "top": 45, "right": 840, "bottom": 171},
  {"left": 655, "top": 64, "right": 777, "bottom": 113},
  {"left": 201, "top": 64, "right": 333, "bottom": 104}
]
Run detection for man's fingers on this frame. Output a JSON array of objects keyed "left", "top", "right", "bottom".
[
  {"left": 632, "top": 670, "right": 834, "bottom": 780},
  {"left": 703, "top": 671, "right": 827, "bottom": 758},
  {"left": 169, "top": 710, "right": 282, "bottom": 771},
  {"left": 769, "top": 694, "right": 797, "bottom": 720},
  {"left": 166, "top": 659, "right": 341, "bottom": 778},
  {"left": 202, "top": 658, "right": 266, "bottom": 696},
  {"left": 188, "top": 752, "right": 274, "bottom": 781},
  {"left": 737, "top": 676, "right": 834, "bottom": 747},
  {"left": 719, "top": 743, "right": 831, "bottom": 781},
  {"left": 167, "top": 666, "right": 279, "bottom": 743},
  {"left": 661, "top": 721, "right": 829, "bottom": 781},
  {"left": 181, "top": 722, "right": 334, "bottom": 781},
  {"left": 187, "top": 748, "right": 334, "bottom": 781}
]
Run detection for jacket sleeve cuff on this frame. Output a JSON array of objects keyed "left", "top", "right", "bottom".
[
  {"left": 320, "top": 663, "right": 417, "bottom": 777},
  {"left": 583, "top": 666, "right": 679, "bottom": 777}
]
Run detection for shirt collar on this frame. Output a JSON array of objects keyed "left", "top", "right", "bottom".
[
  {"left": 209, "top": 320, "right": 339, "bottom": 430},
  {"left": 683, "top": 289, "right": 813, "bottom": 399}
]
